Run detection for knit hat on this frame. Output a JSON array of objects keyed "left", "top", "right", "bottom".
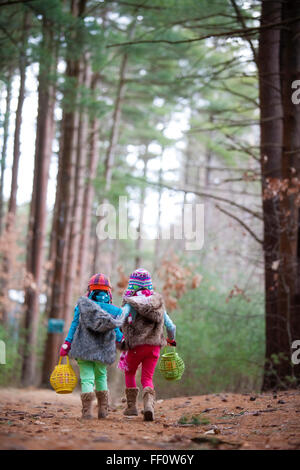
[
  {"left": 124, "top": 268, "right": 153, "bottom": 297},
  {"left": 88, "top": 273, "right": 112, "bottom": 293}
]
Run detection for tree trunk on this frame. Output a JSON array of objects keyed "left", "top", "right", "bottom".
[
  {"left": 0, "top": 11, "right": 30, "bottom": 326},
  {"left": 259, "top": 0, "right": 283, "bottom": 390},
  {"left": 0, "top": 68, "right": 13, "bottom": 235},
  {"left": 64, "top": 55, "right": 91, "bottom": 325},
  {"left": 77, "top": 73, "right": 101, "bottom": 290},
  {"left": 21, "top": 18, "right": 56, "bottom": 386},
  {"left": 276, "top": 0, "right": 300, "bottom": 387},
  {"left": 41, "top": 0, "right": 86, "bottom": 385}
]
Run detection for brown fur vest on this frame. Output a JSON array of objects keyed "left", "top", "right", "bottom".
[{"left": 122, "top": 293, "right": 167, "bottom": 349}]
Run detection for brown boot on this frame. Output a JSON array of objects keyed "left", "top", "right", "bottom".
[
  {"left": 123, "top": 387, "right": 139, "bottom": 416},
  {"left": 95, "top": 390, "right": 109, "bottom": 419},
  {"left": 142, "top": 387, "right": 155, "bottom": 421},
  {"left": 81, "top": 392, "right": 94, "bottom": 419}
]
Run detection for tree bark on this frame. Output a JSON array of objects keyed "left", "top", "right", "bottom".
[
  {"left": 0, "top": 68, "right": 13, "bottom": 235},
  {"left": 41, "top": 0, "right": 86, "bottom": 385},
  {"left": 259, "top": 0, "right": 283, "bottom": 390},
  {"left": 77, "top": 73, "right": 101, "bottom": 290},
  {"left": 0, "top": 11, "right": 30, "bottom": 326},
  {"left": 276, "top": 0, "right": 300, "bottom": 387},
  {"left": 21, "top": 17, "right": 56, "bottom": 386},
  {"left": 64, "top": 55, "right": 91, "bottom": 325}
]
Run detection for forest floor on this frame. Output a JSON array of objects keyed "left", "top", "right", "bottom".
[{"left": 0, "top": 388, "right": 300, "bottom": 450}]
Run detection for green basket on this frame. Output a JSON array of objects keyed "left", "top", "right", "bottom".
[{"left": 158, "top": 347, "right": 185, "bottom": 381}]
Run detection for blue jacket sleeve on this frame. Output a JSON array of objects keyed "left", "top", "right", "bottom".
[
  {"left": 114, "top": 304, "right": 131, "bottom": 343},
  {"left": 164, "top": 311, "right": 176, "bottom": 340},
  {"left": 65, "top": 305, "right": 80, "bottom": 343},
  {"left": 115, "top": 327, "right": 123, "bottom": 343},
  {"left": 113, "top": 305, "right": 125, "bottom": 343},
  {"left": 122, "top": 303, "right": 131, "bottom": 318}
]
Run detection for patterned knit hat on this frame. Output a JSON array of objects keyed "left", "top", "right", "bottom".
[
  {"left": 124, "top": 268, "right": 153, "bottom": 297},
  {"left": 88, "top": 273, "right": 112, "bottom": 293}
]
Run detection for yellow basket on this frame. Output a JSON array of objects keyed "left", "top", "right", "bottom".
[
  {"left": 50, "top": 356, "right": 78, "bottom": 394},
  {"left": 158, "top": 347, "right": 185, "bottom": 382}
]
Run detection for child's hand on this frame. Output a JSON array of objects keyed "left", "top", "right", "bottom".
[
  {"left": 167, "top": 338, "right": 176, "bottom": 347},
  {"left": 60, "top": 341, "right": 71, "bottom": 356}
]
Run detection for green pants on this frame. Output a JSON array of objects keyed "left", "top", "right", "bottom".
[{"left": 77, "top": 359, "right": 108, "bottom": 393}]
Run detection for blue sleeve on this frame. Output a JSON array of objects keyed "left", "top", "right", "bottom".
[
  {"left": 164, "top": 311, "right": 176, "bottom": 340},
  {"left": 114, "top": 304, "right": 131, "bottom": 343},
  {"left": 115, "top": 327, "right": 123, "bottom": 343},
  {"left": 122, "top": 303, "right": 131, "bottom": 318},
  {"left": 65, "top": 305, "right": 80, "bottom": 343}
]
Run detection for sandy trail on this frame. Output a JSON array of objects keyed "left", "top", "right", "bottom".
[{"left": 0, "top": 388, "right": 300, "bottom": 450}]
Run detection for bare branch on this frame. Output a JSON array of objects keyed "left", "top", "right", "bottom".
[
  {"left": 120, "top": 173, "right": 263, "bottom": 220},
  {"left": 107, "top": 15, "right": 300, "bottom": 48},
  {"left": 229, "top": 0, "right": 258, "bottom": 65},
  {"left": 215, "top": 204, "right": 263, "bottom": 244},
  {"left": 0, "top": 0, "right": 37, "bottom": 7}
]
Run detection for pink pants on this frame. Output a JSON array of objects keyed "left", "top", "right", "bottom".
[{"left": 125, "top": 344, "right": 160, "bottom": 389}]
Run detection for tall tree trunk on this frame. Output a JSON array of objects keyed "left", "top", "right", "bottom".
[
  {"left": 0, "top": 68, "right": 13, "bottom": 235},
  {"left": 78, "top": 73, "right": 101, "bottom": 290},
  {"left": 259, "top": 0, "right": 283, "bottom": 390},
  {"left": 64, "top": 55, "right": 91, "bottom": 325},
  {"left": 0, "top": 11, "right": 30, "bottom": 326},
  {"left": 41, "top": 0, "right": 86, "bottom": 385},
  {"left": 276, "top": 0, "right": 300, "bottom": 387},
  {"left": 21, "top": 18, "right": 56, "bottom": 386}
]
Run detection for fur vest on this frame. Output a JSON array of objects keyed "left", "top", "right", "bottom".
[
  {"left": 69, "top": 296, "right": 124, "bottom": 364},
  {"left": 122, "top": 293, "right": 167, "bottom": 349}
]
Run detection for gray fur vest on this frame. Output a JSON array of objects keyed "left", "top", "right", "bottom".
[
  {"left": 69, "top": 296, "right": 124, "bottom": 364},
  {"left": 122, "top": 293, "right": 167, "bottom": 350}
]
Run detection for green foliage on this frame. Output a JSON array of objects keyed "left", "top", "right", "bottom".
[
  {"left": 0, "top": 324, "right": 22, "bottom": 386},
  {"left": 156, "top": 276, "right": 265, "bottom": 397},
  {"left": 178, "top": 414, "right": 210, "bottom": 426},
  {"left": 0, "top": 308, "right": 47, "bottom": 387}
]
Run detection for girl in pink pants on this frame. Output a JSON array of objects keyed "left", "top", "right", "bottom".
[
  {"left": 119, "top": 268, "right": 176, "bottom": 421},
  {"left": 124, "top": 344, "right": 161, "bottom": 389}
]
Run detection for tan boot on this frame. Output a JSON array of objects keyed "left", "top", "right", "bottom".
[
  {"left": 142, "top": 386, "right": 155, "bottom": 421},
  {"left": 123, "top": 387, "right": 139, "bottom": 416},
  {"left": 81, "top": 392, "right": 94, "bottom": 419},
  {"left": 95, "top": 390, "right": 109, "bottom": 419}
]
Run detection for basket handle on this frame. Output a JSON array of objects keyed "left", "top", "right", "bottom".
[
  {"left": 58, "top": 356, "right": 70, "bottom": 366},
  {"left": 162, "top": 345, "right": 176, "bottom": 355}
]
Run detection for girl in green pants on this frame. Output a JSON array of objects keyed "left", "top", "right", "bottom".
[
  {"left": 60, "top": 274, "right": 124, "bottom": 419},
  {"left": 76, "top": 360, "right": 108, "bottom": 394}
]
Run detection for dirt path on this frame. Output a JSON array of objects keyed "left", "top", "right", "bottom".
[{"left": 0, "top": 388, "right": 300, "bottom": 450}]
